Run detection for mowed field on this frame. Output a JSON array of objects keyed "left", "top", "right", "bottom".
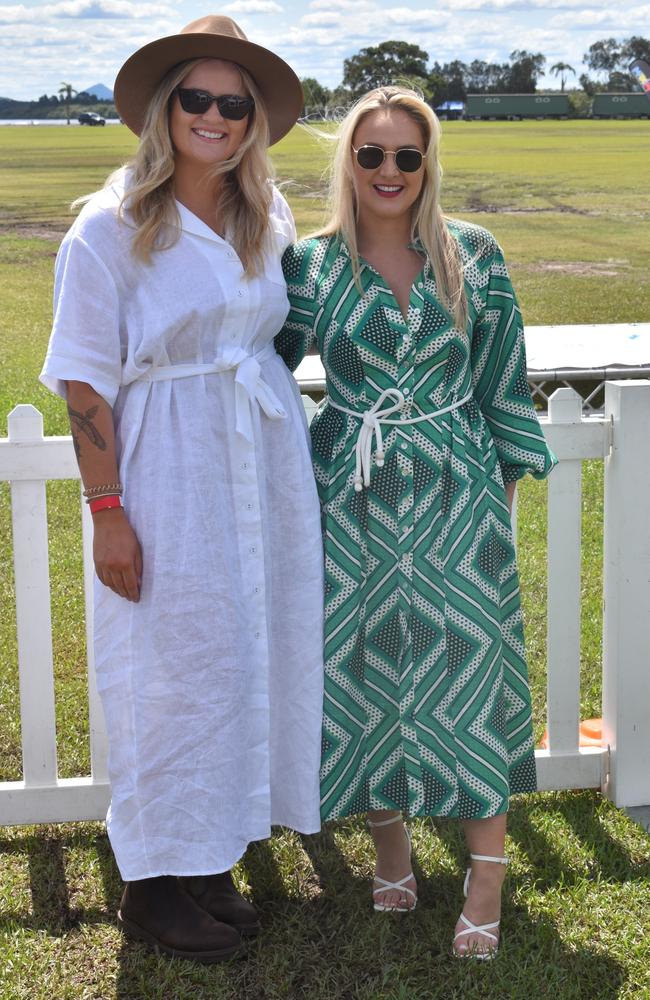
[{"left": 1, "top": 121, "right": 649, "bottom": 1000}]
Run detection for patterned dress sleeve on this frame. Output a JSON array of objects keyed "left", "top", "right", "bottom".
[
  {"left": 470, "top": 240, "right": 557, "bottom": 484},
  {"left": 274, "top": 240, "right": 318, "bottom": 373}
]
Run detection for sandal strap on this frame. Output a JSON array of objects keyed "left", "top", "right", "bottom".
[
  {"left": 373, "top": 873, "right": 417, "bottom": 900},
  {"left": 464, "top": 855, "right": 508, "bottom": 897},
  {"left": 367, "top": 813, "right": 403, "bottom": 828},
  {"left": 454, "top": 912, "right": 500, "bottom": 944}
]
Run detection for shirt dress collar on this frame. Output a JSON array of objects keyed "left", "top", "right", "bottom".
[{"left": 174, "top": 199, "right": 232, "bottom": 248}]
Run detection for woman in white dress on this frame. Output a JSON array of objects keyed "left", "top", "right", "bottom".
[{"left": 40, "top": 15, "right": 324, "bottom": 964}]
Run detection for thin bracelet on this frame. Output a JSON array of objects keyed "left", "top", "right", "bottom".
[
  {"left": 85, "top": 492, "right": 123, "bottom": 504},
  {"left": 83, "top": 482, "right": 123, "bottom": 498}
]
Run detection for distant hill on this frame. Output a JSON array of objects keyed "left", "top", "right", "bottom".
[
  {"left": 0, "top": 82, "right": 116, "bottom": 119},
  {"left": 84, "top": 83, "right": 113, "bottom": 100}
]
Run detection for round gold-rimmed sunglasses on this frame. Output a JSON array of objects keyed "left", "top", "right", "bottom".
[{"left": 352, "top": 144, "right": 424, "bottom": 173}]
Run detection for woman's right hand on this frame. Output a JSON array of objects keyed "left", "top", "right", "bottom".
[{"left": 92, "top": 508, "right": 143, "bottom": 602}]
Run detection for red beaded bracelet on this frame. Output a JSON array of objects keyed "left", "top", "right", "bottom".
[{"left": 88, "top": 494, "right": 123, "bottom": 514}]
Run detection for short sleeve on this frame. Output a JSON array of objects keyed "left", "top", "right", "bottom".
[
  {"left": 274, "top": 241, "right": 318, "bottom": 372},
  {"left": 269, "top": 185, "right": 297, "bottom": 252},
  {"left": 40, "top": 233, "right": 122, "bottom": 408},
  {"left": 471, "top": 243, "right": 556, "bottom": 483}
]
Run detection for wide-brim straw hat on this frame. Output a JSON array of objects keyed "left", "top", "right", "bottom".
[{"left": 113, "top": 14, "right": 302, "bottom": 145}]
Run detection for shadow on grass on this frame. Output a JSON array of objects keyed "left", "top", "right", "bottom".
[
  {"left": 94, "top": 826, "right": 123, "bottom": 911},
  {"left": 300, "top": 824, "right": 358, "bottom": 898},
  {"left": 507, "top": 791, "right": 650, "bottom": 888},
  {"left": 0, "top": 817, "right": 631, "bottom": 1000},
  {"left": 111, "top": 864, "right": 626, "bottom": 1000},
  {"left": 0, "top": 826, "right": 116, "bottom": 934},
  {"left": 27, "top": 832, "right": 72, "bottom": 932},
  {"left": 113, "top": 824, "right": 627, "bottom": 1000}
]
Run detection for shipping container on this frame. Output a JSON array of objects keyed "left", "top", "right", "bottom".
[
  {"left": 591, "top": 93, "right": 649, "bottom": 118},
  {"left": 465, "top": 93, "right": 571, "bottom": 119}
]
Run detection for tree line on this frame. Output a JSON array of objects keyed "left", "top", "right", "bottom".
[
  {"left": 301, "top": 35, "right": 650, "bottom": 111},
  {"left": 0, "top": 81, "right": 117, "bottom": 121},
  {"left": 2, "top": 35, "right": 649, "bottom": 120}
]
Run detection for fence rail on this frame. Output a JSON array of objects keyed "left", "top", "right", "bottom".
[
  {"left": 296, "top": 322, "right": 650, "bottom": 415},
  {"left": 1, "top": 381, "right": 650, "bottom": 826}
]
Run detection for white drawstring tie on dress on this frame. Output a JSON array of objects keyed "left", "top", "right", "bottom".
[
  {"left": 329, "top": 388, "right": 473, "bottom": 491},
  {"left": 132, "top": 343, "right": 286, "bottom": 442},
  {"left": 342, "top": 387, "right": 404, "bottom": 491}
]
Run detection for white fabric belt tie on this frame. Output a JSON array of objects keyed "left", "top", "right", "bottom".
[
  {"left": 328, "top": 387, "right": 473, "bottom": 491},
  {"left": 134, "top": 343, "right": 286, "bottom": 442}
]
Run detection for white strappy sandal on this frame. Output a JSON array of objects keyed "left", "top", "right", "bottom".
[
  {"left": 453, "top": 853, "right": 509, "bottom": 960},
  {"left": 367, "top": 813, "right": 417, "bottom": 913}
]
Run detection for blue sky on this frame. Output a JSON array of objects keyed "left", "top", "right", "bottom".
[{"left": 0, "top": 0, "right": 646, "bottom": 100}]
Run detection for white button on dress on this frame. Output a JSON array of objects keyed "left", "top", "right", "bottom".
[{"left": 40, "top": 174, "right": 324, "bottom": 881}]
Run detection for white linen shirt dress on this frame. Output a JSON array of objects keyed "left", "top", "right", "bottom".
[{"left": 40, "top": 176, "right": 324, "bottom": 881}]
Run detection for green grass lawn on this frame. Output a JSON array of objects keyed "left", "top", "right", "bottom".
[{"left": 1, "top": 121, "right": 649, "bottom": 999}]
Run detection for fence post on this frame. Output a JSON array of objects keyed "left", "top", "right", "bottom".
[
  {"left": 8, "top": 404, "right": 59, "bottom": 787},
  {"left": 546, "top": 387, "right": 582, "bottom": 753},
  {"left": 602, "top": 380, "right": 650, "bottom": 807},
  {"left": 301, "top": 394, "right": 318, "bottom": 425}
]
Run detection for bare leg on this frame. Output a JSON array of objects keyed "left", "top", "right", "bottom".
[
  {"left": 367, "top": 809, "right": 417, "bottom": 911},
  {"left": 454, "top": 813, "right": 508, "bottom": 955}
]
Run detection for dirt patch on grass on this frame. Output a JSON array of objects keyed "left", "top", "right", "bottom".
[
  {"left": 517, "top": 260, "right": 630, "bottom": 277},
  {"left": 464, "top": 198, "right": 595, "bottom": 216},
  {"left": 0, "top": 222, "right": 66, "bottom": 241}
]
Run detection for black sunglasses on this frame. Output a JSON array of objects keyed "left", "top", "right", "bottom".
[
  {"left": 352, "top": 144, "right": 424, "bottom": 173},
  {"left": 176, "top": 88, "right": 254, "bottom": 120}
]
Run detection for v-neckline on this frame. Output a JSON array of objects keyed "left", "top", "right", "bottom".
[
  {"left": 360, "top": 256, "right": 425, "bottom": 325},
  {"left": 174, "top": 199, "right": 230, "bottom": 245}
]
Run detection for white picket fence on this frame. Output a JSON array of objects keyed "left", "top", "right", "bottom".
[{"left": 1, "top": 380, "right": 650, "bottom": 827}]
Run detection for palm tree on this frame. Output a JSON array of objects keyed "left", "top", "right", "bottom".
[
  {"left": 550, "top": 62, "right": 576, "bottom": 92},
  {"left": 58, "top": 82, "right": 77, "bottom": 124}
]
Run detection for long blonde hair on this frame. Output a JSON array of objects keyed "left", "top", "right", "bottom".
[
  {"left": 317, "top": 87, "right": 467, "bottom": 329},
  {"left": 112, "top": 58, "right": 273, "bottom": 274}
]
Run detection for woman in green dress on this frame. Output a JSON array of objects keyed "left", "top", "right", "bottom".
[{"left": 275, "top": 87, "right": 556, "bottom": 958}]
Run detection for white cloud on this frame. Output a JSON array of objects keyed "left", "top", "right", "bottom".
[
  {"left": 289, "top": 2, "right": 451, "bottom": 45},
  {"left": 0, "top": 15, "right": 175, "bottom": 96},
  {"left": 0, "top": 0, "right": 174, "bottom": 23},
  {"left": 280, "top": 2, "right": 455, "bottom": 55},
  {"left": 427, "top": 0, "right": 614, "bottom": 7},
  {"left": 384, "top": 8, "right": 452, "bottom": 26},
  {"left": 551, "top": 5, "right": 650, "bottom": 28},
  {"left": 221, "top": 0, "right": 283, "bottom": 12},
  {"left": 308, "top": 0, "right": 374, "bottom": 8},
  {"left": 301, "top": 11, "right": 341, "bottom": 26}
]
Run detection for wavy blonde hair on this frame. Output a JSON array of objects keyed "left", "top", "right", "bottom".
[
  {"left": 317, "top": 87, "right": 468, "bottom": 329},
  {"left": 109, "top": 58, "right": 273, "bottom": 274}
]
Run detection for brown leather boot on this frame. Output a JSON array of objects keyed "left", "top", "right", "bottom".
[
  {"left": 117, "top": 875, "right": 243, "bottom": 963},
  {"left": 179, "top": 871, "right": 261, "bottom": 937}
]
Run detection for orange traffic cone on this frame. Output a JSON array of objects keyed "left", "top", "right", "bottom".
[{"left": 539, "top": 718, "right": 603, "bottom": 749}]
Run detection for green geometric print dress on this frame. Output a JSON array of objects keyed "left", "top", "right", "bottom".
[{"left": 276, "top": 220, "right": 556, "bottom": 822}]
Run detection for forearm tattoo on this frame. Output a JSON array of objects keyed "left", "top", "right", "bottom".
[{"left": 67, "top": 404, "right": 107, "bottom": 459}]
